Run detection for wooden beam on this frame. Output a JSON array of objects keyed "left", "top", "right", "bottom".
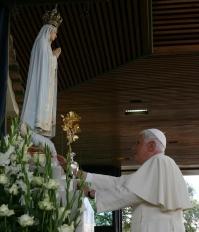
[
  {"left": 154, "top": 45, "right": 199, "bottom": 55},
  {"left": 2, "top": 0, "right": 101, "bottom": 7}
]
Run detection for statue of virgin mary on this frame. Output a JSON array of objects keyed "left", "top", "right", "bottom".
[{"left": 20, "top": 8, "right": 62, "bottom": 138}]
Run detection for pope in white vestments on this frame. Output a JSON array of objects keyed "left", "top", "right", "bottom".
[{"left": 84, "top": 129, "right": 192, "bottom": 232}]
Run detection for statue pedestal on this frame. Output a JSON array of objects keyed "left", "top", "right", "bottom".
[{"left": 76, "top": 197, "right": 95, "bottom": 232}]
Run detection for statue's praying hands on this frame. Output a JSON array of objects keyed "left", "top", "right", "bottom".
[{"left": 53, "top": 47, "right": 61, "bottom": 58}]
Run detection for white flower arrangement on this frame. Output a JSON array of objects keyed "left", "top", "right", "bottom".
[
  {"left": 0, "top": 115, "right": 85, "bottom": 232},
  {"left": 0, "top": 204, "right": 14, "bottom": 217},
  {"left": 18, "top": 214, "right": 34, "bottom": 227},
  {"left": 58, "top": 222, "right": 74, "bottom": 232},
  {"left": 0, "top": 174, "right": 9, "bottom": 184}
]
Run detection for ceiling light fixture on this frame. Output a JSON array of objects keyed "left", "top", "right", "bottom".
[{"left": 125, "top": 109, "right": 148, "bottom": 115}]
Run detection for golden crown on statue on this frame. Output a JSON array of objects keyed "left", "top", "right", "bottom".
[{"left": 42, "top": 7, "right": 63, "bottom": 28}]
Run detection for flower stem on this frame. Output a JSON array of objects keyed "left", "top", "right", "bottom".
[
  {"left": 42, "top": 211, "right": 46, "bottom": 232},
  {"left": 4, "top": 217, "right": 7, "bottom": 232}
]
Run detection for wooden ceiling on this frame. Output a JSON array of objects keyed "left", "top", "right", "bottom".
[
  {"left": 10, "top": 0, "right": 152, "bottom": 90},
  {"left": 7, "top": 0, "right": 199, "bottom": 168},
  {"left": 153, "top": 0, "right": 199, "bottom": 53}
]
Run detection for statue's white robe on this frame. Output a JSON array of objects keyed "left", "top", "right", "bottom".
[
  {"left": 20, "top": 24, "right": 57, "bottom": 138},
  {"left": 87, "top": 153, "right": 192, "bottom": 232}
]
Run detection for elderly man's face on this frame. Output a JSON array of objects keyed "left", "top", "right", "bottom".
[{"left": 134, "top": 134, "right": 148, "bottom": 164}]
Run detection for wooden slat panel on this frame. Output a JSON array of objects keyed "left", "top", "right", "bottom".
[
  {"left": 153, "top": 0, "right": 199, "bottom": 51},
  {"left": 53, "top": 53, "right": 199, "bottom": 166}
]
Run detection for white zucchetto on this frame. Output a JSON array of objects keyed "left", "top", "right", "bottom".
[{"left": 146, "top": 128, "right": 166, "bottom": 148}]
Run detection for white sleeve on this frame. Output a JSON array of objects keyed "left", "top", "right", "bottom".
[
  {"left": 96, "top": 187, "right": 143, "bottom": 212},
  {"left": 85, "top": 173, "right": 143, "bottom": 212},
  {"left": 86, "top": 173, "right": 127, "bottom": 190},
  {"left": 86, "top": 173, "right": 93, "bottom": 182}
]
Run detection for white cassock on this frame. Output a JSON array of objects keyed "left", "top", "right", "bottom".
[
  {"left": 20, "top": 24, "right": 57, "bottom": 138},
  {"left": 86, "top": 153, "right": 192, "bottom": 232}
]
